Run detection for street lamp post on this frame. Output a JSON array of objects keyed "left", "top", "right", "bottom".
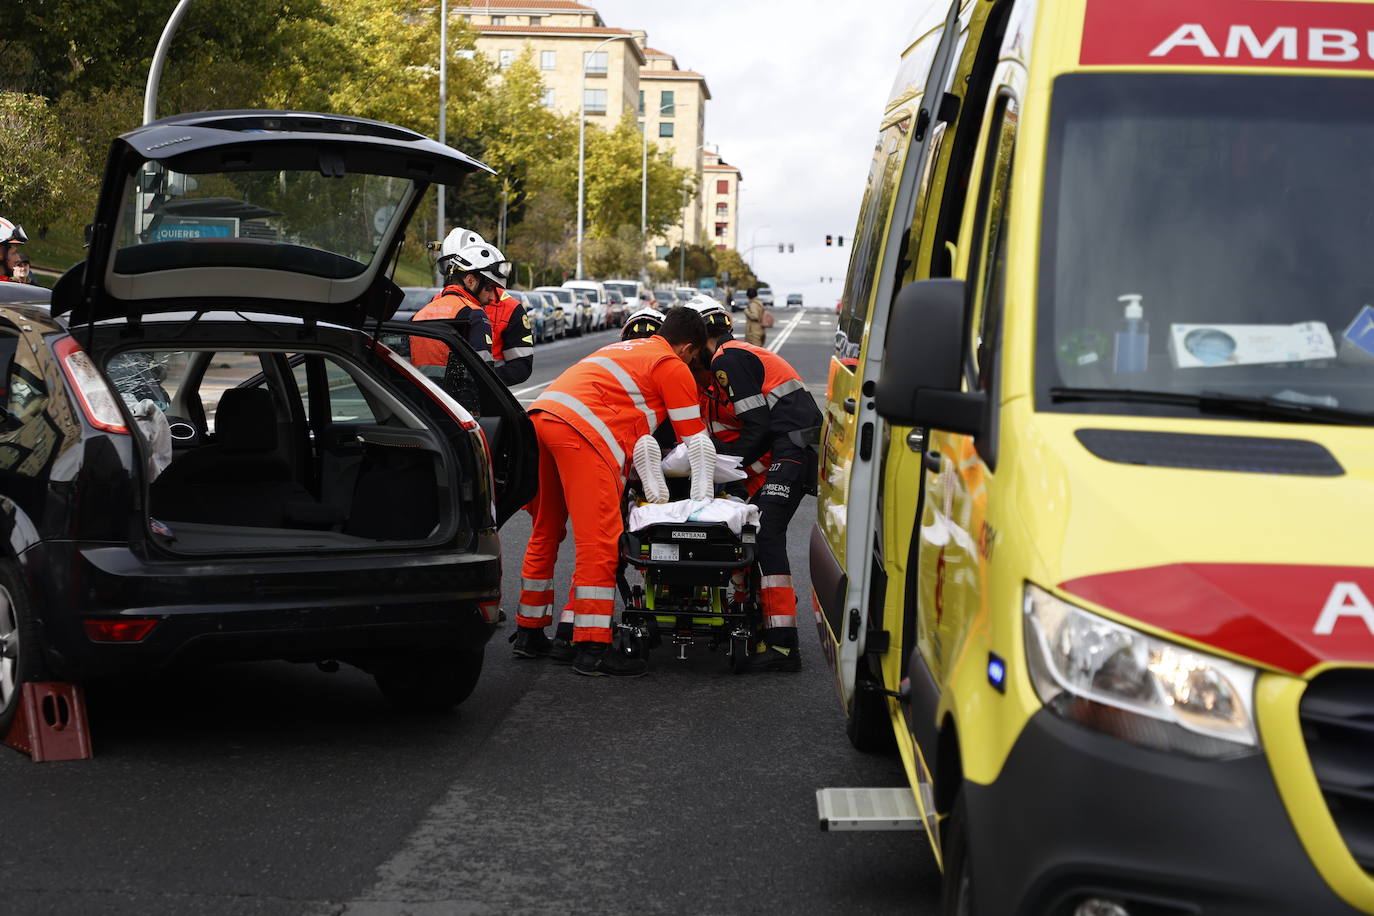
[
  {"left": 577, "top": 34, "right": 634, "bottom": 279},
  {"left": 437, "top": 0, "right": 448, "bottom": 262},
  {"left": 143, "top": 0, "right": 196, "bottom": 124}
]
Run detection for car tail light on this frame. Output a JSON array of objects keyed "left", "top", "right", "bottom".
[
  {"left": 83, "top": 618, "right": 159, "bottom": 642},
  {"left": 53, "top": 336, "right": 129, "bottom": 434}
]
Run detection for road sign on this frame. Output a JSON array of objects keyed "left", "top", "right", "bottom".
[
  {"left": 698, "top": 278, "right": 717, "bottom": 290},
  {"left": 148, "top": 216, "right": 238, "bottom": 242}
]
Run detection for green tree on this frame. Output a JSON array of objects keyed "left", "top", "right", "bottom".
[
  {"left": 713, "top": 247, "right": 758, "bottom": 291},
  {"left": 0, "top": 92, "right": 88, "bottom": 233}
]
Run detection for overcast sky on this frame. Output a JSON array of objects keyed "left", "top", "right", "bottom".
[{"left": 591, "top": 0, "right": 923, "bottom": 306}]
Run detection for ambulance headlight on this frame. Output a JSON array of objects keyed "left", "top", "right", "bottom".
[{"left": 1023, "top": 584, "right": 1259, "bottom": 757}]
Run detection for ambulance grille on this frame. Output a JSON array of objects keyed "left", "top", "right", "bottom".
[{"left": 1300, "top": 670, "right": 1374, "bottom": 873}]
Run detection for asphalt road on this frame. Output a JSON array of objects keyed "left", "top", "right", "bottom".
[{"left": 0, "top": 307, "right": 940, "bottom": 915}]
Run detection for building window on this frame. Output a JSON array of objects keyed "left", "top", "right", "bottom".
[
  {"left": 655, "top": 245, "right": 672, "bottom": 260},
  {"left": 716, "top": 179, "right": 729, "bottom": 194},
  {"left": 715, "top": 223, "right": 727, "bottom": 237},
  {"left": 529, "top": 15, "right": 541, "bottom": 26},
  {"left": 716, "top": 203, "right": 728, "bottom": 217},
  {"left": 498, "top": 49, "right": 514, "bottom": 69},
  {"left": 660, "top": 90, "right": 675, "bottom": 115},
  {"left": 638, "top": 90, "right": 644, "bottom": 116},
  {"left": 658, "top": 121, "right": 674, "bottom": 138},
  {"left": 542, "top": 88, "right": 556, "bottom": 109},
  {"left": 541, "top": 50, "right": 556, "bottom": 70},
  {"left": 584, "top": 88, "right": 608, "bottom": 115},
  {"left": 492, "top": 15, "right": 505, "bottom": 25},
  {"left": 584, "top": 51, "right": 608, "bottom": 75}
]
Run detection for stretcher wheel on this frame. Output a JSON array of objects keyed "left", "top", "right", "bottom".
[{"left": 729, "top": 633, "right": 750, "bottom": 674}]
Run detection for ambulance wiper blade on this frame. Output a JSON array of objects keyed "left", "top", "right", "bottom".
[{"left": 1048, "top": 387, "right": 1374, "bottom": 426}]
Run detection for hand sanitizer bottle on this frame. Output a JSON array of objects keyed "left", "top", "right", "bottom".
[{"left": 1113, "top": 293, "right": 1148, "bottom": 374}]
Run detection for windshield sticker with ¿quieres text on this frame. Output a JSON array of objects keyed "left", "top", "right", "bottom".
[{"left": 1082, "top": 0, "right": 1374, "bottom": 71}]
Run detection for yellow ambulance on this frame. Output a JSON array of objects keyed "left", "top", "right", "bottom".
[{"left": 812, "top": 1, "right": 1374, "bottom": 913}]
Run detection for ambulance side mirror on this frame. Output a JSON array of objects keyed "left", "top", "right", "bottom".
[{"left": 874, "top": 278, "right": 985, "bottom": 436}]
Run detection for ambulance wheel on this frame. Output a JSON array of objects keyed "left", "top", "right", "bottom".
[
  {"left": 375, "top": 646, "right": 484, "bottom": 712},
  {"left": 846, "top": 664, "right": 896, "bottom": 753},
  {"left": 940, "top": 791, "right": 973, "bottom": 916}
]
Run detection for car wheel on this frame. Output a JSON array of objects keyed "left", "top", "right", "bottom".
[
  {"left": 0, "top": 559, "right": 47, "bottom": 734},
  {"left": 374, "top": 646, "right": 484, "bottom": 712},
  {"left": 940, "top": 791, "right": 974, "bottom": 916},
  {"left": 846, "top": 662, "right": 897, "bottom": 753}
]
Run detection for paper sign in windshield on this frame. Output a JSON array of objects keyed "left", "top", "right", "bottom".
[
  {"left": 1170, "top": 322, "right": 1335, "bottom": 368},
  {"left": 1083, "top": 0, "right": 1374, "bottom": 71}
]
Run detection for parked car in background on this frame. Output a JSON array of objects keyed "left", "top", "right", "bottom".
[
  {"left": 526, "top": 291, "right": 560, "bottom": 341},
  {"left": 731, "top": 289, "right": 748, "bottom": 312},
  {"left": 605, "top": 289, "right": 627, "bottom": 327},
  {"left": 603, "top": 279, "right": 645, "bottom": 313},
  {"left": 507, "top": 290, "right": 544, "bottom": 343},
  {"left": 653, "top": 289, "right": 680, "bottom": 308},
  {"left": 786, "top": 293, "right": 804, "bottom": 308},
  {"left": 397, "top": 286, "right": 439, "bottom": 322},
  {"left": 17, "top": 110, "right": 539, "bottom": 730},
  {"left": 563, "top": 279, "right": 608, "bottom": 331},
  {"left": 535, "top": 286, "right": 580, "bottom": 336},
  {"left": 573, "top": 290, "right": 600, "bottom": 332}
]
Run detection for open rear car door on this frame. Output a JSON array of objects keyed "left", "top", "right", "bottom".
[{"left": 376, "top": 320, "right": 536, "bottom": 527}]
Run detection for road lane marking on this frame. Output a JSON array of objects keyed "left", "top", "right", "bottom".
[{"left": 767, "top": 309, "right": 807, "bottom": 354}]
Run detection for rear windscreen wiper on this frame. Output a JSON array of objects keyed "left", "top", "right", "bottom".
[{"left": 1049, "top": 387, "right": 1374, "bottom": 426}]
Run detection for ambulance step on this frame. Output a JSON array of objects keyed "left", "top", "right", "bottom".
[{"left": 816, "top": 787, "right": 921, "bottom": 831}]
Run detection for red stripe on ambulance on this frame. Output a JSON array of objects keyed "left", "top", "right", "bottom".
[{"left": 1082, "top": 0, "right": 1374, "bottom": 70}]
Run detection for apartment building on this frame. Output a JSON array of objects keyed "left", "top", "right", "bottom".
[
  {"left": 638, "top": 45, "right": 710, "bottom": 252},
  {"left": 460, "top": 1, "right": 645, "bottom": 123},
  {"left": 703, "top": 151, "right": 741, "bottom": 252}
]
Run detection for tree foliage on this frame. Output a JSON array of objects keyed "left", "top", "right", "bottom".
[{"left": 0, "top": 2, "right": 696, "bottom": 281}]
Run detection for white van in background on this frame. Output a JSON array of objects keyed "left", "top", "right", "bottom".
[{"left": 562, "top": 280, "right": 608, "bottom": 331}]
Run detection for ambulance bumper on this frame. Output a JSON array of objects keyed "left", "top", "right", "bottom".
[{"left": 964, "top": 710, "right": 1357, "bottom": 915}]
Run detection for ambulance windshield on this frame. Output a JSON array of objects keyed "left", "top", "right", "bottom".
[{"left": 1037, "top": 73, "right": 1374, "bottom": 423}]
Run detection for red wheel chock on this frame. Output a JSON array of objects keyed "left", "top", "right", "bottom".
[{"left": 4, "top": 682, "right": 92, "bottom": 761}]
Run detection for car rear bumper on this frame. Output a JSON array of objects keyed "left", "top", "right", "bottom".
[
  {"left": 964, "top": 710, "right": 1355, "bottom": 915},
  {"left": 22, "top": 534, "right": 503, "bottom": 678}
]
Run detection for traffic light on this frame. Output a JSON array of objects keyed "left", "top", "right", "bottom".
[
  {"left": 788, "top": 243, "right": 794, "bottom": 253},
  {"left": 838, "top": 235, "right": 844, "bottom": 247},
  {"left": 825, "top": 234, "right": 832, "bottom": 246},
  {"left": 778, "top": 243, "right": 784, "bottom": 253}
]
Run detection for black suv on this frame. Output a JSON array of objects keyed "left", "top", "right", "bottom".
[{"left": 0, "top": 111, "right": 536, "bottom": 729}]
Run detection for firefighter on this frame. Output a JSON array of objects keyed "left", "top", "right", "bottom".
[
  {"left": 514, "top": 307, "right": 717, "bottom": 677},
  {"left": 0, "top": 218, "right": 28, "bottom": 282},
  {"left": 411, "top": 237, "right": 505, "bottom": 364},
  {"left": 690, "top": 297, "right": 820, "bottom": 672},
  {"left": 441, "top": 227, "right": 535, "bottom": 386}
]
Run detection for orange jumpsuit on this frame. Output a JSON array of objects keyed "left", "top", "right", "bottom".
[{"left": 519, "top": 337, "right": 707, "bottom": 643}]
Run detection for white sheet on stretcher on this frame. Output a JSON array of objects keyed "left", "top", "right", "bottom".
[{"left": 627, "top": 497, "right": 760, "bottom": 536}]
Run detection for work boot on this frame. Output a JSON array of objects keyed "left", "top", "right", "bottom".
[
  {"left": 510, "top": 626, "right": 552, "bottom": 659},
  {"left": 572, "top": 641, "right": 648, "bottom": 678},
  {"left": 749, "top": 627, "right": 802, "bottom": 672},
  {"left": 550, "top": 622, "right": 576, "bottom": 664}
]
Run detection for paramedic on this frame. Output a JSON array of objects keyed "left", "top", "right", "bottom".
[{"left": 514, "top": 307, "right": 716, "bottom": 677}]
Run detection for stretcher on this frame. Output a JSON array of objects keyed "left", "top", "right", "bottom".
[{"left": 616, "top": 494, "right": 762, "bottom": 672}]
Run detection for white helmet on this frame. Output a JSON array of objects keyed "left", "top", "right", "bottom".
[
  {"left": 445, "top": 241, "right": 512, "bottom": 287},
  {"left": 0, "top": 218, "right": 27, "bottom": 246},
  {"left": 682, "top": 295, "right": 732, "bottom": 336},
  {"left": 439, "top": 225, "right": 485, "bottom": 259},
  {"left": 621, "top": 306, "right": 666, "bottom": 341}
]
